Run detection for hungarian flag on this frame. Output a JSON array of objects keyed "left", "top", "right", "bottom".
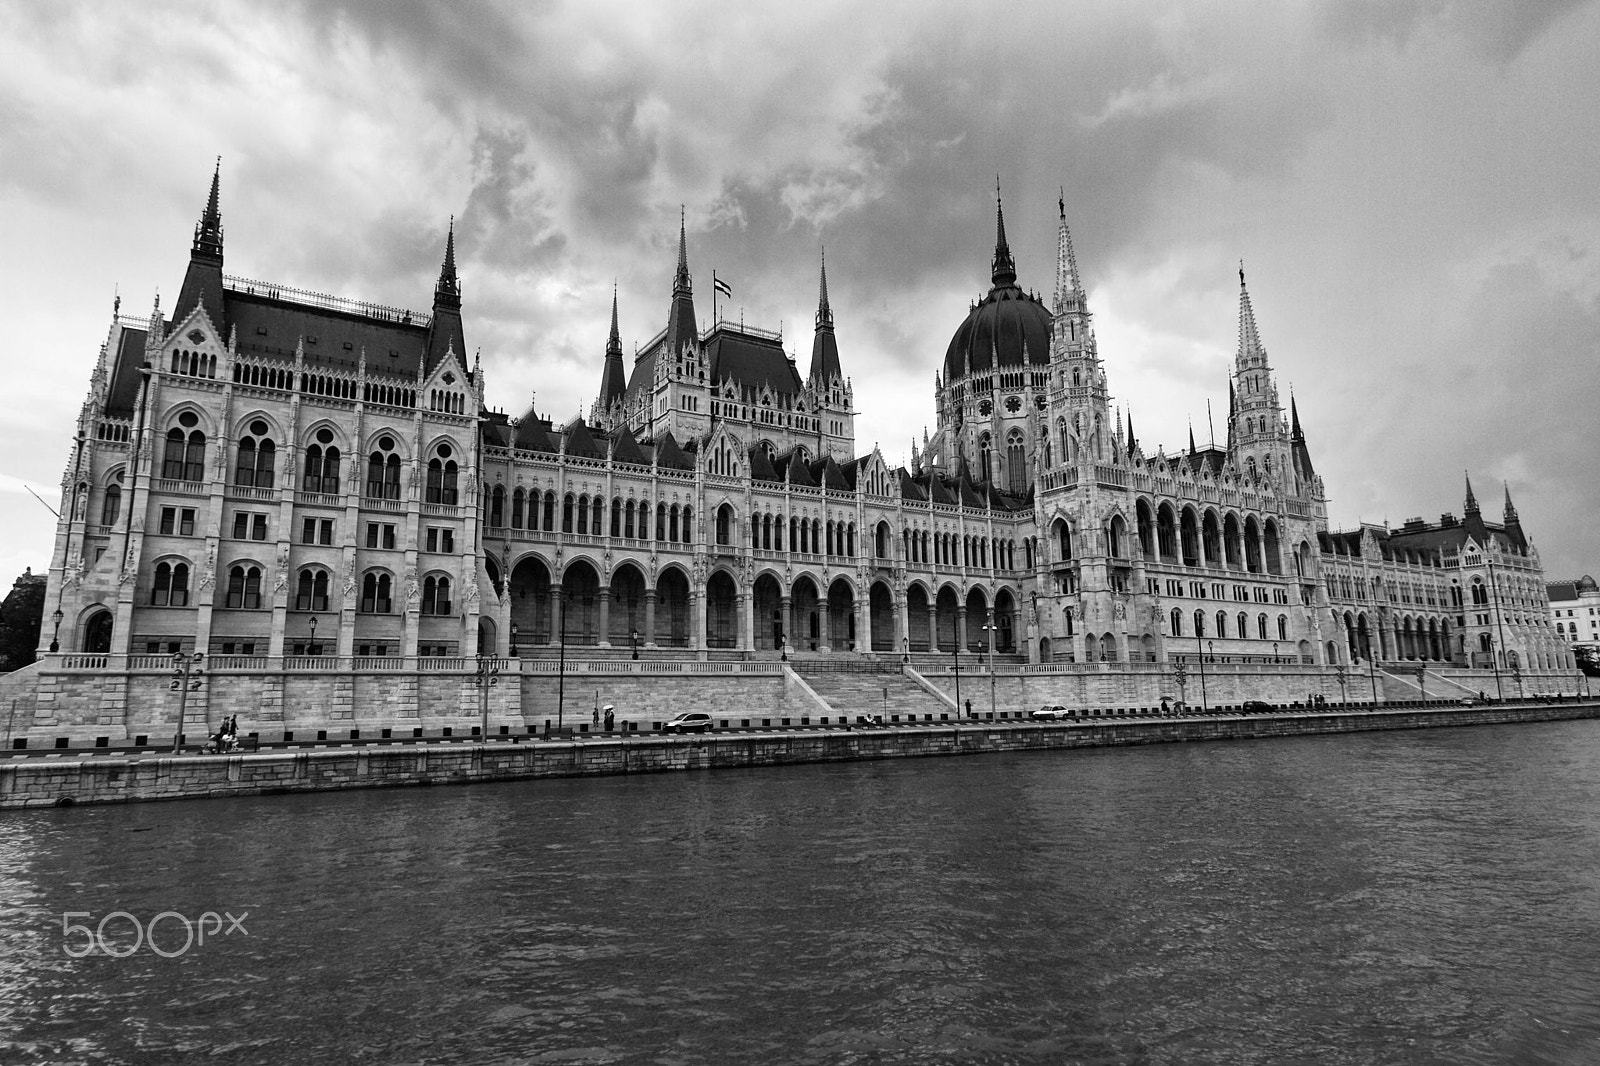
[{"left": 714, "top": 274, "right": 732, "bottom": 298}]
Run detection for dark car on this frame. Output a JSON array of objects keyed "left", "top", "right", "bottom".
[
  {"left": 664, "top": 712, "right": 713, "bottom": 734},
  {"left": 1241, "top": 700, "right": 1275, "bottom": 714}
]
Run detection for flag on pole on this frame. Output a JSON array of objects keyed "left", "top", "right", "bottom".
[{"left": 714, "top": 274, "right": 732, "bottom": 298}]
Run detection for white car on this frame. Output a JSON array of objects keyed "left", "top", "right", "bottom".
[
  {"left": 664, "top": 711, "right": 713, "bottom": 734},
  {"left": 1032, "top": 705, "right": 1070, "bottom": 721}
]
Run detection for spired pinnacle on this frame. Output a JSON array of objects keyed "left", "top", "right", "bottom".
[
  {"left": 815, "top": 246, "right": 833, "bottom": 332},
  {"left": 436, "top": 216, "right": 460, "bottom": 297},
  {"left": 991, "top": 177, "right": 1016, "bottom": 288},
  {"left": 191, "top": 157, "right": 223, "bottom": 260},
  {"left": 674, "top": 205, "right": 691, "bottom": 293},
  {"left": 1054, "top": 188, "right": 1085, "bottom": 315},
  {"left": 1464, "top": 471, "right": 1480, "bottom": 514}
]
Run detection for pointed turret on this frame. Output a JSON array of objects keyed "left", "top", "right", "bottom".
[
  {"left": 808, "top": 248, "right": 842, "bottom": 385},
  {"left": 174, "top": 159, "right": 226, "bottom": 333},
  {"left": 1503, "top": 482, "right": 1528, "bottom": 553},
  {"left": 597, "top": 284, "right": 627, "bottom": 410},
  {"left": 1462, "top": 471, "right": 1491, "bottom": 545},
  {"left": 990, "top": 180, "right": 1016, "bottom": 287},
  {"left": 1237, "top": 263, "right": 1267, "bottom": 370},
  {"left": 1464, "top": 472, "right": 1480, "bottom": 515},
  {"left": 1289, "top": 395, "right": 1316, "bottom": 480},
  {"left": 1126, "top": 408, "right": 1137, "bottom": 457},
  {"left": 663, "top": 207, "right": 699, "bottom": 356},
  {"left": 1053, "top": 188, "right": 1086, "bottom": 315},
  {"left": 425, "top": 218, "right": 467, "bottom": 373}
]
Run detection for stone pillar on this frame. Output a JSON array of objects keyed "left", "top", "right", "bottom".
[
  {"left": 927, "top": 605, "right": 939, "bottom": 652},
  {"left": 956, "top": 606, "right": 968, "bottom": 653},
  {"left": 643, "top": 589, "right": 658, "bottom": 649},
  {"left": 737, "top": 592, "right": 751, "bottom": 651},
  {"left": 551, "top": 589, "right": 564, "bottom": 646},
  {"left": 597, "top": 587, "right": 612, "bottom": 648},
  {"left": 855, "top": 592, "right": 870, "bottom": 654},
  {"left": 985, "top": 607, "right": 996, "bottom": 656},
  {"left": 780, "top": 596, "right": 794, "bottom": 653},
  {"left": 690, "top": 591, "right": 704, "bottom": 651}
]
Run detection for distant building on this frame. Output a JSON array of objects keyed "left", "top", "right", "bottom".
[{"left": 1548, "top": 575, "right": 1600, "bottom": 650}]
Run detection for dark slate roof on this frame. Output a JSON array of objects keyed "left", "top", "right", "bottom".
[
  {"left": 562, "top": 420, "right": 604, "bottom": 459},
  {"left": 1548, "top": 581, "right": 1580, "bottom": 602},
  {"left": 610, "top": 427, "right": 647, "bottom": 467},
  {"left": 815, "top": 457, "right": 851, "bottom": 491},
  {"left": 224, "top": 289, "right": 432, "bottom": 375},
  {"left": 898, "top": 469, "right": 927, "bottom": 502},
  {"left": 706, "top": 326, "right": 803, "bottom": 398},
  {"left": 654, "top": 430, "right": 693, "bottom": 470},
  {"left": 514, "top": 418, "right": 558, "bottom": 452},
  {"left": 779, "top": 451, "right": 817, "bottom": 487},
  {"left": 105, "top": 327, "right": 149, "bottom": 416},
  {"left": 748, "top": 446, "right": 780, "bottom": 483}
]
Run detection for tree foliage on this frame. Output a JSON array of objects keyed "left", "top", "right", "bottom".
[{"left": 0, "top": 571, "right": 46, "bottom": 672}]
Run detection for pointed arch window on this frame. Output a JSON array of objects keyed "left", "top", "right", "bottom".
[
  {"left": 235, "top": 422, "right": 277, "bottom": 488},
  {"left": 422, "top": 576, "right": 452, "bottom": 615},
  {"left": 225, "top": 564, "right": 263, "bottom": 609},
  {"left": 100, "top": 482, "right": 122, "bottom": 527},
  {"left": 296, "top": 568, "right": 330, "bottom": 612},
  {"left": 163, "top": 424, "right": 207, "bottom": 482},
  {"left": 426, "top": 452, "right": 459, "bottom": 505},
  {"left": 365, "top": 435, "right": 402, "bottom": 499},
  {"left": 1006, "top": 428, "right": 1027, "bottom": 495},
  {"left": 360, "top": 572, "right": 393, "bottom": 614},
  {"left": 152, "top": 561, "right": 191, "bottom": 607}
]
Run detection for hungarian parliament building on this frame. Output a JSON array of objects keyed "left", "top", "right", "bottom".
[{"left": 38, "top": 167, "right": 1572, "bottom": 704}]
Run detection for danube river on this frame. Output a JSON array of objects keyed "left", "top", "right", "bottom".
[{"left": 4, "top": 720, "right": 1600, "bottom": 1064}]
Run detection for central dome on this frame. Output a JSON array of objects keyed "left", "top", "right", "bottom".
[{"left": 943, "top": 197, "right": 1052, "bottom": 381}]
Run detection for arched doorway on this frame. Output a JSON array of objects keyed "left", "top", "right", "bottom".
[
  {"left": 935, "top": 586, "right": 961, "bottom": 652},
  {"left": 83, "top": 610, "right": 113, "bottom": 654},
  {"left": 609, "top": 564, "right": 647, "bottom": 646},
  {"left": 508, "top": 556, "right": 553, "bottom": 644},
  {"left": 792, "top": 576, "right": 821, "bottom": 651},
  {"left": 656, "top": 569, "right": 690, "bottom": 647},
  {"left": 993, "top": 589, "right": 1017, "bottom": 652},
  {"left": 906, "top": 583, "right": 931, "bottom": 652},
  {"left": 869, "top": 581, "right": 895, "bottom": 652},
  {"left": 753, "top": 573, "right": 784, "bottom": 650},
  {"left": 477, "top": 617, "right": 495, "bottom": 655},
  {"left": 965, "top": 587, "right": 989, "bottom": 652},
  {"left": 561, "top": 561, "right": 601, "bottom": 644},
  {"left": 705, "top": 570, "right": 737, "bottom": 648},
  {"left": 826, "top": 578, "right": 856, "bottom": 651}
]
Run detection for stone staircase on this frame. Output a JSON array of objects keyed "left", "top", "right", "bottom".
[{"left": 793, "top": 667, "right": 953, "bottom": 721}]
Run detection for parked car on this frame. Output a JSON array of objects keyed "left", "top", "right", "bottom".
[
  {"left": 1032, "top": 705, "right": 1070, "bottom": 721},
  {"left": 1458, "top": 697, "right": 1479, "bottom": 707},
  {"left": 664, "top": 712, "right": 713, "bottom": 734},
  {"left": 1241, "top": 700, "right": 1275, "bottom": 714}
]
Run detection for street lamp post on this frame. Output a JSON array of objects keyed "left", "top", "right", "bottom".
[
  {"left": 475, "top": 653, "right": 500, "bottom": 740},
  {"left": 557, "top": 595, "right": 569, "bottom": 731},
  {"left": 982, "top": 622, "right": 998, "bottom": 719},
  {"left": 510, "top": 621, "right": 519, "bottom": 657},
  {"left": 308, "top": 614, "right": 319, "bottom": 656},
  {"left": 1334, "top": 662, "right": 1348, "bottom": 707},
  {"left": 1272, "top": 641, "right": 1279, "bottom": 664},
  {"left": 1489, "top": 636, "right": 1504, "bottom": 702},
  {"left": 779, "top": 629, "right": 788, "bottom": 663},
  {"left": 1173, "top": 659, "right": 1188, "bottom": 715},
  {"left": 902, "top": 636, "right": 909, "bottom": 665},
  {"left": 169, "top": 651, "right": 205, "bottom": 753},
  {"left": 49, "top": 608, "right": 63, "bottom": 654},
  {"left": 630, "top": 627, "right": 639, "bottom": 661},
  {"left": 1511, "top": 659, "right": 1523, "bottom": 701},
  {"left": 952, "top": 625, "right": 962, "bottom": 716},
  {"left": 1368, "top": 649, "right": 1379, "bottom": 707},
  {"left": 1197, "top": 632, "right": 1208, "bottom": 715}
]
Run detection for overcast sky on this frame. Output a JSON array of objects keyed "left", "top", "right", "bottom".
[{"left": 3, "top": 0, "right": 1597, "bottom": 587}]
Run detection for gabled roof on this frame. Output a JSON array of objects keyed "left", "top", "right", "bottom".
[
  {"left": 778, "top": 451, "right": 817, "bottom": 487},
  {"left": 748, "top": 446, "right": 780, "bottom": 483},
  {"left": 898, "top": 469, "right": 927, "bottom": 502},
  {"left": 654, "top": 430, "right": 693, "bottom": 470},
  {"left": 815, "top": 456, "right": 851, "bottom": 491},
  {"left": 561, "top": 420, "right": 604, "bottom": 459},
  {"left": 610, "top": 427, "right": 647, "bottom": 466}
]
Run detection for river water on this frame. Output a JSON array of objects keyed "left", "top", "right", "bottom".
[{"left": 4, "top": 721, "right": 1600, "bottom": 1065}]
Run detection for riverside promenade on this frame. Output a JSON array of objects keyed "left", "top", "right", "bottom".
[{"left": 4, "top": 698, "right": 1598, "bottom": 810}]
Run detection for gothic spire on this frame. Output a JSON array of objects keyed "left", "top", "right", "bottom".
[
  {"left": 1053, "top": 187, "right": 1085, "bottom": 315},
  {"left": 597, "top": 283, "right": 627, "bottom": 411},
  {"left": 1503, "top": 481, "right": 1519, "bottom": 522},
  {"left": 674, "top": 205, "right": 691, "bottom": 296},
  {"left": 1126, "top": 407, "right": 1137, "bottom": 457},
  {"left": 436, "top": 216, "right": 460, "bottom": 300},
  {"left": 174, "top": 159, "right": 225, "bottom": 332},
  {"left": 1289, "top": 394, "right": 1316, "bottom": 479},
  {"left": 808, "top": 247, "right": 842, "bottom": 385},
  {"left": 664, "top": 207, "right": 698, "bottom": 356},
  {"left": 1503, "top": 482, "right": 1527, "bottom": 552},
  {"left": 1236, "top": 261, "right": 1267, "bottom": 370},
  {"left": 990, "top": 178, "right": 1016, "bottom": 288},
  {"left": 193, "top": 157, "right": 223, "bottom": 261},
  {"left": 1464, "top": 471, "right": 1480, "bottom": 515},
  {"left": 815, "top": 246, "right": 833, "bottom": 332}
]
